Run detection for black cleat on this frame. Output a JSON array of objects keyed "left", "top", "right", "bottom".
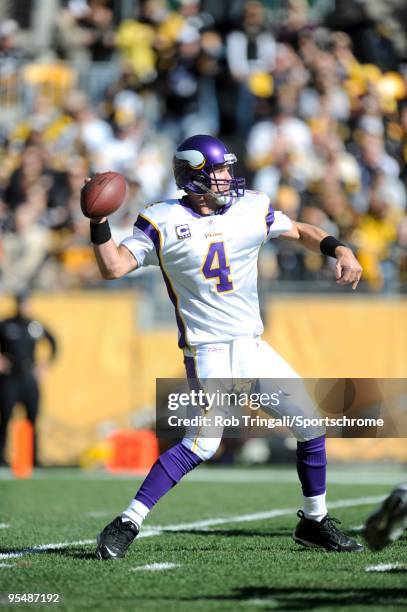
[
  {"left": 363, "top": 486, "right": 407, "bottom": 551},
  {"left": 293, "top": 510, "right": 364, "bottom": 552},
  {"left": 96, "top": 516, "right": 139, "bottom": 560}
]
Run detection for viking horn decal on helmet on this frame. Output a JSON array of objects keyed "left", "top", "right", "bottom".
[{"left": 175, "top": 150, "right": 206, "bottom": 170}]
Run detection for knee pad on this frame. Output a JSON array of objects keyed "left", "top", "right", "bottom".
[{"left": 182, "top": 435, "right": 222, "bottom": 462}]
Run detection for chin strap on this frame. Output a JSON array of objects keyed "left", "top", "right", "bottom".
[{"left": 192, "top": 180, "right": 229, "bottom": 206}]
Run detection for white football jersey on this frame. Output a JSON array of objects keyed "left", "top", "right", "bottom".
[{"left": 121, "top": 190, "right": 292, "bottom": 347}]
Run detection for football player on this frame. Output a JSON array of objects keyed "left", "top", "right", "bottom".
[{"left": 86, "top": 135, "right": 363, "bottom": 559}]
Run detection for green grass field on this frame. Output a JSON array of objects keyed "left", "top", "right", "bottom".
[{"left": 1, "top": 466, "right": 406, "bottom": 611}]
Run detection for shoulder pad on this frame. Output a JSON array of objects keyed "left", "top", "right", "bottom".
[
  {"left": 138, "top": 199, "right": 180, "bottom": 224},
  {"left": 243, "top": 189, "right": 270, "bottom": 206}
]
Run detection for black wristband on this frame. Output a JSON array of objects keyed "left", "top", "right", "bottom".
[
  {"left": 90, "top": 220, "right": 111, "bottom": 244},
  {"left": 320, "top": 235, "right": 345, "bottom": 258}
]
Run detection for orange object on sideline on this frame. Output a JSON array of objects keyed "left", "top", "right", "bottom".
[
  {"left": 106, "top": 430, "right": 159, "bottom": 474},
  {"left": 11, "top": 419, "right": 34, "bottom": 479}
]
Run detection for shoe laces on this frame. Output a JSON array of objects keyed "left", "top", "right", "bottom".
[
  {"left": 322, "top": 515, "right": 352, "bottom": 543},
  {"left": 322, "top": 515, "right": 342, "bottom": 530},
  {"left": 107, "top": 518, "right": 137, "bottom": 546},
  {"left": 298, "top": 510, "right": 346, "bottom": 536}
]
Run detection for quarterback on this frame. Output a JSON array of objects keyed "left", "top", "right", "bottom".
[{"left": 86, "top": 135, "right": 363, "bottom": 559}]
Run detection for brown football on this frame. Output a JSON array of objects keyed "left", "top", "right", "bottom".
[{"left": 80, "top": 172, "right": 127, "bottom": 218}]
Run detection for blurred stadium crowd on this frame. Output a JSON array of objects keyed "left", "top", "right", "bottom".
[{"left": 0, "top": 0, "right": 406, "bottom": 295}]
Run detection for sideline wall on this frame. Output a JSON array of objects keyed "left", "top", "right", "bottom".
[{"left": 0, "top": 293, "right": 405, "bottom": 464}]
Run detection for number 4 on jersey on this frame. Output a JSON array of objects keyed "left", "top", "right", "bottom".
[{"left": 202, "top": 242, "right": 234, "bottom": 293}]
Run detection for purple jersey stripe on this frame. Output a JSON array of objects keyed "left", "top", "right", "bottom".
[
  {"left": 160, "top": 266, "right": 188, "bottom": 349},
  {"left": 265, "top": 202, "right": 275, "bottom": 233},
  {"left": 135, "top": 215, "right": 160, "bottom": 252},
  {"left": 135, "top": 213, "right": 188, "bottom": 348}
]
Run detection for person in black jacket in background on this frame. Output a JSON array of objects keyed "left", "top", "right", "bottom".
[{"left": 0, "top": 293, "right": 57, "bottom": 467}]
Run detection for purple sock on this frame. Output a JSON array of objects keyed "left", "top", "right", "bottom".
[
  {"left": 296, "top": 435, "right": 327, "bottom": 497},
  {"left": 135, "top": 442, "right": 202, "bottom": 509}
]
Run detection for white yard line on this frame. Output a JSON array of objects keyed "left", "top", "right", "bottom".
[
  {"left": 131, "top": 563, "right": 181, "bottom": 571},
  {"left": 86, "top": 511, "right": 112, "bottom": 518},
  {"left": 0, "top": 495, "right": 383, "bottom": 560},
  {"left": 139, "top": 495, "right": 385, "bottom": 533},
  {"left": 0, "top": 563, "right": 14, "bottom": 568},
  {"left": 365, "top": 562, "right": 406, "bottom": 572},
  {"left": 86, "top": 511, "right": 117, "bottom": 519},
  {"left": 243, "top": 598, "right": 279, "bottom": 608},
  {"left": 0, "top": 524, "right": 10, "bottom": 529}
]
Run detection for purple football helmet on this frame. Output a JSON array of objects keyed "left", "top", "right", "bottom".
[{"left": 173, "top": 135, "right": 245, "bottom": 201}]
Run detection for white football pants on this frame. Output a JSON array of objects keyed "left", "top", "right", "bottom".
[{"left": 182, "top": 336, "right": 325, "bottom": 460}]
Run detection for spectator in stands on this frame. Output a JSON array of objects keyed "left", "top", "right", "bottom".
[
  {"left": 356, "top": 132, "right": 400, "bottom": 195},
  {"left": 0, "top": 19, "right": 26, "bottom": 69},
  {"left": 0, "top": 1, "right": 405, "bottom": 294},
  {"left": 0, "top": 197, "right": 51, "bottom": 294},
  {"left": 4, "top": 143, "right": 71, "bottom": 230},
  {"left": 55, "top": 0, "right": 118, "bottom": 104},
  {"left": 226, "top": 0, "right": 276, "bottom": 132},
  {"left": 277, "top": 0, "right": 316, "bottom": 51},
  {"left": 353, "top": 173, "right": 405, "bottom": 291},
  {"left": 161, "top": 24, "right": 219, "bottom": 141},
  {"left": 53, "top": 0, "right": 92, "bottom": 89},
  {"left": 83, "top": 0, "right": 118, "bottom": 104},
  {"left": 246, "top": 97, "right": 313, "bottom": 199},
  {"left": 63, "top": 90, "right": 114, "bottom": 162}
]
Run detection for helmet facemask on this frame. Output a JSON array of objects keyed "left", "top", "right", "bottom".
[{"left": 191, "top": 158, "right": 246, "bottom": 205}]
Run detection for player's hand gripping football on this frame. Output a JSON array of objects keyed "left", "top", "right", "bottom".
[
  {"left": 81, "top": 178, "right": 103, "bottom": 223},
  {"left": 80, "top": 172, "right": 127, "bottom": 221},
  {"left": 334, "top": 246, "right": 362, "bottom": 290},
  {"left": 82, "top": 178, "right": 105, "bottom": 224}
]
